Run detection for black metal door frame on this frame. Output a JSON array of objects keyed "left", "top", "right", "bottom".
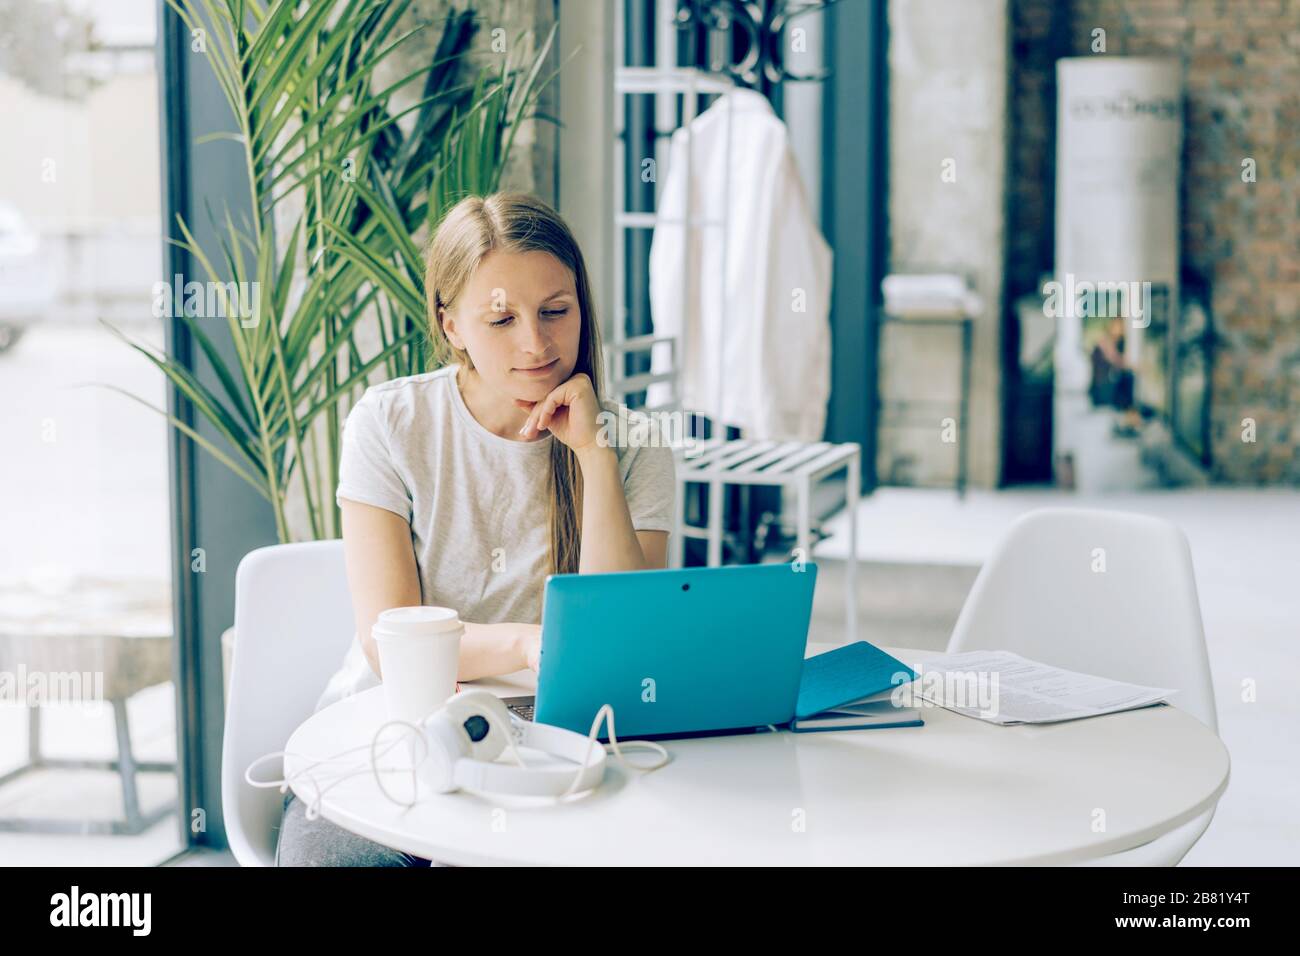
[{"left": 157, "top": 0, "right": 278, "bottom": 852}]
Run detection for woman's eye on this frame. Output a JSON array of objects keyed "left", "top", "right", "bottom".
[{"left": 490, "top": 308, "right": 566, "bottom": 328}]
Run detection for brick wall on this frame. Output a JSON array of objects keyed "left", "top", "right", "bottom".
[
  {"left": 1009, "top": 0, "right": 1300, "bottom": 483},
  {"left": 1007, "top": 0, "right": 1062, "bottom": 304}
]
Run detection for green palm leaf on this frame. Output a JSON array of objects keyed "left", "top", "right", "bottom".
[{"left": 106, "top": 1, "right": 565, "bottom": 543}]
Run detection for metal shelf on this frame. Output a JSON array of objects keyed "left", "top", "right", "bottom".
[
  {"left": 614, "top": 65, "right": 736, "bottom": 96},
  {"left": 876, "top": 313, "right": 974, "bottom": 495}
]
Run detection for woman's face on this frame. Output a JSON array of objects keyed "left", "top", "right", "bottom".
[{"left": 441, "top": 249, "right": 582, "bottom": 403}]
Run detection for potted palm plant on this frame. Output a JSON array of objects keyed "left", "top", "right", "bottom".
[{"left": 98, "top": 0, "right": 561, "bottom": 544}]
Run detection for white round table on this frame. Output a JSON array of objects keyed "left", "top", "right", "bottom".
[{"left": 283, "top": 644, "right": 1229, "bottom": 866}]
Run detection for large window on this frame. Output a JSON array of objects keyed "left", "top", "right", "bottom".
[{"left": 0, "top": 0, "right": 182, "bottom": 864}]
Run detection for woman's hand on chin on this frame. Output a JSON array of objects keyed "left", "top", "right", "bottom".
[{"left": 514, "top": 372, "right": 607, "bottom": 456}]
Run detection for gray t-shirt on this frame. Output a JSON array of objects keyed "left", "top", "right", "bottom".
[{"left": 315, "top": 364, "right": 676, "bottom": 711}]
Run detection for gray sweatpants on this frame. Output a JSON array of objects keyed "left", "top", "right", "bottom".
[{"left": 274, "top": 791, "right": 451, "bottom": 867}]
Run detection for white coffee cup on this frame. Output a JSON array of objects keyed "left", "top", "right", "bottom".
[{"left": 372, "top": 606, "right": 464, "bottom": 726}]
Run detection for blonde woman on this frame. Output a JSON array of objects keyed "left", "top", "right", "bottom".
[{"left": 275, "top": 193, "right": 676, "bottom": 866}]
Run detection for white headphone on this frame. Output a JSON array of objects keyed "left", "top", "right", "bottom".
[
  {"left": 407, "top": 689, "right": 610, "bottom": 797},
  {"left": 247, "top": 689, "right": 671, "bottom": 821}
]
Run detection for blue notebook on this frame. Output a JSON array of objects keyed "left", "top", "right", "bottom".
[{"left": 794, "top": 641, "right": 919, "bottom": 720}]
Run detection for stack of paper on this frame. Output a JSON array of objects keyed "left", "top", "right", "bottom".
[{"left": 903, "top": 650, "right": 1178, "bottom": 725}]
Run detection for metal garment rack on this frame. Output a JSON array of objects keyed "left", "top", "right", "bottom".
[
  {"left": 609, "top": 2, "right": 858, "bottom": 642},
  {"left": 611, "top": 0, "right": 737, "bottom": 553},
  {"left": 611, "top": 61, "right": 734, "bottom": 398}
]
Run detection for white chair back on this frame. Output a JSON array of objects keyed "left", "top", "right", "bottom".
[
  {"left": 948, "top": 507, "right": 1217, "bottom": 732},
  {"left": 222, "top": 539, "right": 355, "bottom": 866}
]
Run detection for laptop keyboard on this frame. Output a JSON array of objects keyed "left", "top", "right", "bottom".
[{"left": 503, "top": 697, "right": 535, "bottom": 721}]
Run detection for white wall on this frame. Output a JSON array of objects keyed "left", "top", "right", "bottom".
[{"left": 884, "top": 0, "right": 1008, "bottom": 488}]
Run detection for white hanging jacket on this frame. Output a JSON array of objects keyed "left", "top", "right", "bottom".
[{"left": 647, "top": 87, "right": 833, "bottom": 441}]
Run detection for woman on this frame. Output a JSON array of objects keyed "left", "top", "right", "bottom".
[
  {"left": 275, "top": 193, "right": 676, "bottom": 866},
  {"left": 1088, "top": 315, "right": 1142, "bottom": 438}
]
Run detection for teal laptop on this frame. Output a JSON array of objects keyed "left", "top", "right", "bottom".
[{"left": 505, "top": 562, "right": 818, "bottom": 740}]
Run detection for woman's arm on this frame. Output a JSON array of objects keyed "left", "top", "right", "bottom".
[
  {"left": 339, "top": 498, "right": 532, "bottom": 680},
  {"left": 517, "top": 374, "right": 670, "bottom": 574},
  {"left": 574, "top": 446, "right": 668, "bottom": 572}
]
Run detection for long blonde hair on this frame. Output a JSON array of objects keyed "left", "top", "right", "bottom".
[{"left": 424, "top": 192, "right": 605, "bottom": 576}]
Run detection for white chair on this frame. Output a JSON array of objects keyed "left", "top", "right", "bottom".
[
  {"left": 222, "top": 540, "right": 356, "bottom": 867},
  {"left": 947, "top": 507, "right": 1219, "bottom": 866}
]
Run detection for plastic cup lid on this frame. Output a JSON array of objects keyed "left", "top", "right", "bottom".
[{"left": 373, "top": 606, "right": 462, "bottom": 637}]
